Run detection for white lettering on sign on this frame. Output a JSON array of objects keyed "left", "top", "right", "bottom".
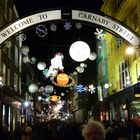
[
  {"left": 0, "top": 10, "right": 61, "bottom": 45},
  {"left": 72, "top": 10, "right": 140, "bottom": 46},
  {"left": 0, "top": 9, "right": 139, "bottom": 46}
]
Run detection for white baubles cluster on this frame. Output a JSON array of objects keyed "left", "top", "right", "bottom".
[
  {"left": 20, "top": 45, "right": 37, "bottom": 64},
  {"left": 76, "top": 63, "right": 87, "bottom": 73},
  {"left": 30, "top": 57, "right": 36, "bottom": 64}
]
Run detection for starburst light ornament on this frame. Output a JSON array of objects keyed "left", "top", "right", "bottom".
[
  {"left": 76, "top": 84, "right": 85, "bottom": 93},
  {"left": 23, "top": 56, "right": 30, "bottom": 63},
  {"left": 64, "top": 22, "right": 72, "bottom": 30}
]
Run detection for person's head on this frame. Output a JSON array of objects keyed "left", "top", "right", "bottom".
[{"left": 82, "top": 118, "right": 106, "bottom": 140}]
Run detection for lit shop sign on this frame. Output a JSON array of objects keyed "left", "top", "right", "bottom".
[
  {"left": 72, "top": 10, "right": 140, "bottom": 46},
  {"left": 0, "top": 10, "right": 61, "bottom": 45}
]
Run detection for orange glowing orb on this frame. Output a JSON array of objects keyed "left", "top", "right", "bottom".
[
  {"left": 49, "top": 95, "right": 61, "bottom": 102},
  {"left": 56, "top": 73, "right": 69, "bottom": 86}
]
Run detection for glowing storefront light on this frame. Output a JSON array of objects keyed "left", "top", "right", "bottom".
[{"left": 125, "top": 46, "right": 135, "bottom": 55}]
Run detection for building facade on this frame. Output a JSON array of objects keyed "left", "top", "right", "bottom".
[
  {"left": 97, "top": 0, "right": 140, "bottom": 127},
  {"left": 0, "top": 0, "right": 41, "bottom": 131},
  {"left": 0, "top": 0, "right": 23, "bottom": 131}
]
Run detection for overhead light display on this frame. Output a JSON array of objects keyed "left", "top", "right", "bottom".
[
  {"left": 49, "top": 95, "right": 61, "bottom": 102},
  {"left": 20, "top": 45, "right": 30, "bottom": 55},
  {"left": 76, "top": 66, "right": 84, "bottom": 73},
  {"left": 30, "top": 57, "right": 36, "bottom": 64},
  {"left": 89, "top": 52, "right": 97, "bottom": 61},
  {"left": 50, "top": 23, "right": 57, "bottom": 31},
  {"left": 36, "top": 24, "right": 47, "bottom": 37},
  {"left": 56, "top": 73, "right": 69, "bottom": 86},
  {"left": 28, "top": 83, "right": 38, "bottom": 93},
  {"left": 69, "top": 41, "right": 90, "bottom": 62},
  {"left": 64, "top": 22, "right": 72, "bottom": 30},
  {"left": 44, "top": 85, "right": 54, "bottom": 94},
  {"left": 37, "top": 61, "right": 46, "bottom": 70}
]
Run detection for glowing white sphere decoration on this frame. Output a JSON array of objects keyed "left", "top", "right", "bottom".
[
  {"left": 125, "top": 47, "right": 135, "bottom": 55},
  {"left": 69, "top": 41, "right": 90, "bottom": 62},
  {"left": 76, "top": 66, "right": 84, "bottom": 73},
  {"left": 37, "top": 61, "right": 46, "bottom": 70},
  {"left": 30, "top": 57, "right": 36, "bottom": 64},
  {"left": 89, "top": 52, "right": 97, "bottom": 61},
  {"left": 44, "top": 85, "right": 54, "bottom": 94},
  {"left": 28, "top": 83, "right": 38, "bottom": 93},
  {"left": 38, "top": 86, "right": 45, "bottom": 92},
  {"left": 20, "top": 45, "right": 30, "bottom": 55}
]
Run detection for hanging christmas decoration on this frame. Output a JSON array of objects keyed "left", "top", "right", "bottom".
[
  {"left": 45, "top": 52, "right": 64, "bottom": 78},
  {"left": 44, "top": 85, "right": 54, "bottom": 94},
  {"left": 89, "top": 52, "right": 97, "bottom": 61},
  {"left": 36, "top": 24, "right": 47, "bottom": 37},
  {"left": 76, "top": 66, "right": 84, "bottom": 73},
  {"left": 28, "top": 83, "right": 38, "bottom": 93},
  {"left": 75, "top": 84, "right": 86, "bottom": 93},
  {"left": 56, "top": 73, "right": 69, "bottom": 86},
  {"left": 88, "top": 84, "right": 96, "bottom": 94},
  {"left": 49, "top": 95, "right": 61, "bottom": 102},
  {"left": 64, "top": 22, "right": 72, "bottom": 30},
  {"left": 37, "top": 61, "right": 46, "bottom": 70},
  {"left": 51, "top": 75, "right": 75, "bottom": 87},
  {"left": 20, "top": 45, "right": 30, "bottom": 55},
  {"left": 69, "top": 41, "right": 90, "bottom": 62},
  {"left": 50, "top": 23, "right": 57, "bottom": 31},
  {"left": 30, "top": 57, "right": 36, "bottom": 64},
  {"left": 23, "top": 56, "right": 30, "bottom": 63}
]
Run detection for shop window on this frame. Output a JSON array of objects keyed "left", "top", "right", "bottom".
[{"left": 119, "top": 59, "right": 130, "bottom": 89}]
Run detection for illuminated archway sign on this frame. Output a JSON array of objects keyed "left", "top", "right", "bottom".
[{"left": 0, "top": 9, "right": 139, "bottom": 46}]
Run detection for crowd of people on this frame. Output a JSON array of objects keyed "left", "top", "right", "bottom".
[{"left": 0, "top": 117, "right": 139, "bottom": 140}]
